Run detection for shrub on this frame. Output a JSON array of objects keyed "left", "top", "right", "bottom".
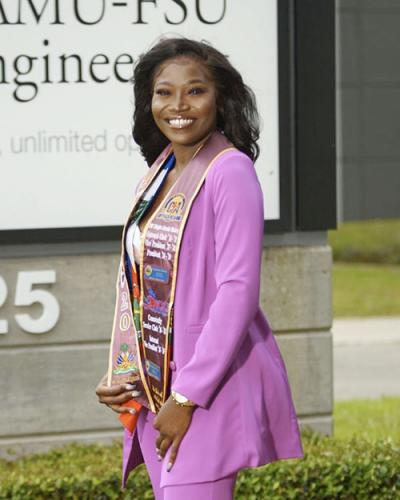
[{"left": 0, "top": 430, "right": 399, "bottom": 499}]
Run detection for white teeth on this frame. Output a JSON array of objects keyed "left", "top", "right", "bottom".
[{"left": 168, "top": 118, "right": 194, "bottom": 129}]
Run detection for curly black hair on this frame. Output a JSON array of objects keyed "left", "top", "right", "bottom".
[{"left": 131, "top": 37, "right": 260, "bottom": 166}]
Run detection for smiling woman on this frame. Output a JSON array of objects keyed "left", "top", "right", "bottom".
[
  {"left": 95, "top": 37, "right": 304, "bottom": 500},
  {"left": 131, "top": 38, "right": 260, "bottom": 167}
]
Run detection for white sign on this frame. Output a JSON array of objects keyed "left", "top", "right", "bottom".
[{"left": 0, "top": 0, "right": 279, "bottom": 230}]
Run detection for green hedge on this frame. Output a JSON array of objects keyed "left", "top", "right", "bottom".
[
  {"left": 0, "top": 430, "right": 399, "bottom": 499},
  {"left": 328, "top": 218, "right": 400, "bottom": 265}
]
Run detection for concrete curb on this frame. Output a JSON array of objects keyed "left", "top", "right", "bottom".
[{"left": 333, "top": 316, "right": 400, "bottom": 345}]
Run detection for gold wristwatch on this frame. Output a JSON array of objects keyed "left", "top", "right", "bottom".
[{"left": 171, "top": 390, "right": 196, "bottom": 407}]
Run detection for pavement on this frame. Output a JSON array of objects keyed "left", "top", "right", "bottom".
[{"left": 332, "top": 316, "right": 400, "bottom": 401}]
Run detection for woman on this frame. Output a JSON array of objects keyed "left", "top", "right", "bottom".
[{"left": 96, "top": 37, "right": 304, "bottom": 500}]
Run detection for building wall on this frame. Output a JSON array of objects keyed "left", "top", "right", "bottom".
[
  {"left": 0, "top": 233, "right": 333, "bottom": 458},
  {"left": 337, "top": 0, "right": 400, "bottom": 221}
]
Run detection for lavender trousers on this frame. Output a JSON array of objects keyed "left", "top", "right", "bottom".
[{"left": 136, "top": 409, "right": 237, "bottom": 500}]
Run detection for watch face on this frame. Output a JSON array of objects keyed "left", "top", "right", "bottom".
[{"left": 173, "top": 391, "right": 188, "bottom": 403}]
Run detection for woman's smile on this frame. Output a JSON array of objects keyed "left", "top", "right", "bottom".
[{"left": 166, "top": 116, "right": 196, "bottom": 129}]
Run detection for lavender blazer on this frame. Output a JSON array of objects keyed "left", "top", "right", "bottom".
[{"left": 122, "top": 144, "right": 304, "bottom": 488}]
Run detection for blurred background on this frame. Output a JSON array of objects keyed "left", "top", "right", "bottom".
[{"left": 332, "top": 0, "right": 400, "bottom": 444}]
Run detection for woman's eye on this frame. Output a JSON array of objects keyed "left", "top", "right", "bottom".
[
  {"left": 155, "top": 88, "right": 170, "bottom": 96},
  {"left": 189, "top": 87, "right": 205, "bottom": 95}
]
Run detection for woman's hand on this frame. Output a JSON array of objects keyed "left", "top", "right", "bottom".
[
  {"left": 153, "top": 396, "right": 196, "bottom": 471},
  {"left": 95, "top": 373, "right": 142, "bottom": 415}
]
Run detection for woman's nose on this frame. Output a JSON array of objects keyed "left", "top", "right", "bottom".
[{"left": 170, "top": 92, "right": 189, "bottom": 112}]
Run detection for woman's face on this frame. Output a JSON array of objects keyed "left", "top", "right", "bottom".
[{"left": 151, "top": 56, "right": 218, "bottom": 150}]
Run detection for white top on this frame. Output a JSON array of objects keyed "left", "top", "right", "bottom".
[{"left": 125, "top": 222, "right": 142, "bottom": 265}]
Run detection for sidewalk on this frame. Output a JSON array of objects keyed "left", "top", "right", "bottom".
[{"left": 332, "top": 316, "right": 400, "bottom": 401}]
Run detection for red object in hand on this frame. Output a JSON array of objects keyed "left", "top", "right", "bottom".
[{"left": 119, "top": 400, "right": 142, "bottom": 433}]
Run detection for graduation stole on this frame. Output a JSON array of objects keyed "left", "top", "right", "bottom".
[{"left": 107, "top": 130, "right": 235, "bottom": 414}]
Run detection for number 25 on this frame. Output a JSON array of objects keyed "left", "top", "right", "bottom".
[{"left": 0, "top": 270, "right": 60, "bottom": 334}]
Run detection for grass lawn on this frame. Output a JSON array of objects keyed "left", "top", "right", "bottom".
[
  {"left": 333, "top": 262, "right": 400, "bottom": 317},
  {"left": 328, "top": 218, "right": 400, "bottom": 265},
  {"left": 333, "top": 396, "right": 400, "bottom": 443}
]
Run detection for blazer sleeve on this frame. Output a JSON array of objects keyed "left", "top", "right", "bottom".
[{"left": 171, "top": 151, "right": 264, "bottom": 408}]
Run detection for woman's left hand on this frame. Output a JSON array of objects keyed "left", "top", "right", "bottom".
[{"left": 153, "top": 396, "right": 196, "bottom": 471}]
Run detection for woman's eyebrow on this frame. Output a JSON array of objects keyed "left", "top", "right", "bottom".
[
  {"left": 186, "top": 78, "right": 208, "bottom": 84},
  {"left": 155, "top": 78, "right": 208, "bottom": 86},
  {"left": 154, "top": 81, "right": 172, "bottom": 86}
]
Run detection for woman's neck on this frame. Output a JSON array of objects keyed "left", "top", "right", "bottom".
[
  {"left": 172, "top": 144, "right": 197, "bottom": 174},
  {"left": 171, "top": 131, "right": 214, "bottom": 173}
]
